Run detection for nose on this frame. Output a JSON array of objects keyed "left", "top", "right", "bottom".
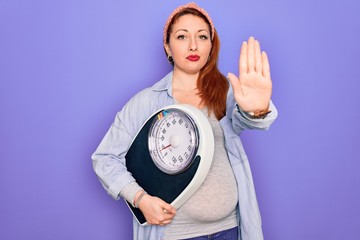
[{"left": 189, "top": 36, "right": 198, "bottom": 52}]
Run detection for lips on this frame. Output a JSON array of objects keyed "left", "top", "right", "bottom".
[{"left": 186, "top": 55, "right": 200, "bottom": 61}]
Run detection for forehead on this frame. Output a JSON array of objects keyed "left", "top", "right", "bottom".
[{"left": 171, "top": 14, "right": 210, "bottom": 31}]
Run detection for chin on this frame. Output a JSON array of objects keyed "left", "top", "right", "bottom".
[
  {"left": 185, "top": 68, "right": 202, "bottom": 74},
  {"left": 176, "top": 62, "right": 207, "bottom": 75}
]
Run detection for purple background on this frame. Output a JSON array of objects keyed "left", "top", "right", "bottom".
[{"left": 1, "top": 0, "right": 359, "bottom": 239}]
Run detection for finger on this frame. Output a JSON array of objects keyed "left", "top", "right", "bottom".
[
  {"left": 239, "top": 41, "right": 247, "bottom": 77},
  {"left": 247, "top": 36, "right": 255, "bottom": 72},
  {"left": 159, "top": 219, "right": 173, "bottom": 226},
  {"left": 255, "top": 40, "right": 262, "bottom": 73},
  {"left": 261, "top": 51, "right": 271, "bottom": 79},
  {"left": 162, "top": 203, "right": 176, "bottom": 215},
  {"left": 227, "top": 72, "right": 242, "bottom": 93},
  {"left": 162, "top": 213, "right": 174, "bottom": 222},
  {"left": 161, "top": 206, "right": 175, "bottom": 223}
]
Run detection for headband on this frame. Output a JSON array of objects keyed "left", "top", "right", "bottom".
[{"left": 163, "top": 2, "right": 215, "bottom": 44}]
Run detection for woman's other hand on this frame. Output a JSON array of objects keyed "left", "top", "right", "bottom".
[
  {"left": 138, "top": 194, "right": 176, "bottom": 225},
  {"left": 228, "top": 37, "right": 272, "bottom": 114}
]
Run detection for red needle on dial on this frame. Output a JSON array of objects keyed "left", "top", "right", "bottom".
[{"left": 160, "top": 144, "right": 171, "bottom": 151}]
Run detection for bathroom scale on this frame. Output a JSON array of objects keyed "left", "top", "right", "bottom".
[{"left": 125, "top": 104, "right": 214, "bottom": 225}]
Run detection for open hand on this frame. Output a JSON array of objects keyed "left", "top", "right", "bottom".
[{"left": 228, "top": 37, "right": 272, "bottom": 113}]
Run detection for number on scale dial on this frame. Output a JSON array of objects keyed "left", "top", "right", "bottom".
[{"left": 148, "top": 109, "right": 199, "bottom": 175}]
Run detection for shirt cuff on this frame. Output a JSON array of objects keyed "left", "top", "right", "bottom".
[{"left": 119, "top": 182, "right": 143, "bottom": 207}]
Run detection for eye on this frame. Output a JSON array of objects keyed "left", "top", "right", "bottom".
[
  {"left": 177, "top": 35, "right": 186, "bottom": 40},
  {"left": 199, "top": 35, "right": 209, "bottom": 40}
]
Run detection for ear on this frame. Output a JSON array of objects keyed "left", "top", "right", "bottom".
[{"left": 164, "top": 43, "right": 171, "bottom": 56}]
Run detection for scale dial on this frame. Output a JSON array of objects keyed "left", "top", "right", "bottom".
[{"left": 148, "top": 109, "right": 199, "bottom": 175}]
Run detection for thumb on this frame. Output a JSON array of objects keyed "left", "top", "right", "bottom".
[
  {"left": 227, "top": 72, "right": 240, "bottom": 90},
  {"left": 162, "top": 203, "right": 176, "bottom": 214}
]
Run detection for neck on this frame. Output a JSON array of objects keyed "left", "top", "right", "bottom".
[{"left": 172, "top": 68, "right": 199, "bottom": 91}]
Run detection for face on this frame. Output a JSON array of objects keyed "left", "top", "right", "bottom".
[{"left": 165, "top": 14, "right": 212, "bottom": 75}]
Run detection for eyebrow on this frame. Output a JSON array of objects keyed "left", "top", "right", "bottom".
[{"left": 175, "top": 29, "right": 209, "bottom": 34}]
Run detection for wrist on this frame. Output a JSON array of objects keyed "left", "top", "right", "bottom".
[
  {"left": 237, "top": 104, "right": 271, "bottom": 119},
  {"left": 134, "top": 190, "right": 147, "bottom": 208},
  {"left": 245, "top": 109, "right": 271, "bottom": 119}
]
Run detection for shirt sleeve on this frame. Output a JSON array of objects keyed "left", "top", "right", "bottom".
[{"left": 91, "top": 89, "right": 153, "bottom": 200}]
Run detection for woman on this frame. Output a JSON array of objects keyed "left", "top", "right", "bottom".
[{"left": 92, "top": 2, "right": 277, "bottom": 240}]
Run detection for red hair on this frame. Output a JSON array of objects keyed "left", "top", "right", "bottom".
[{"left": 165, "top": 8, "right": 229, "bottom": 120}]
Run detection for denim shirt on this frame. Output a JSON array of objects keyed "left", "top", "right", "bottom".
[{"left": 92, "top": 71, "right": 278, "bottom": 240}]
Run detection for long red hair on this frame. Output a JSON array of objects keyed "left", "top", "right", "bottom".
[{"left": 165, "top": 8, "right": 229, "bottom": 120}]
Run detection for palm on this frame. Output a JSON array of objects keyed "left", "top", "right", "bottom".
[{"left": 228, "top": 37, "right": 272, "bottom": 113}]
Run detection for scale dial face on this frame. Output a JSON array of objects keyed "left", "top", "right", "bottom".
[{"left": 148, "top": 109, "right": 199, "bottom": 175}]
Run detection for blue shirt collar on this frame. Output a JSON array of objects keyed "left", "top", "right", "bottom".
[{"left": 151, "top": 71, "right": 173, "bottom": 97}]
